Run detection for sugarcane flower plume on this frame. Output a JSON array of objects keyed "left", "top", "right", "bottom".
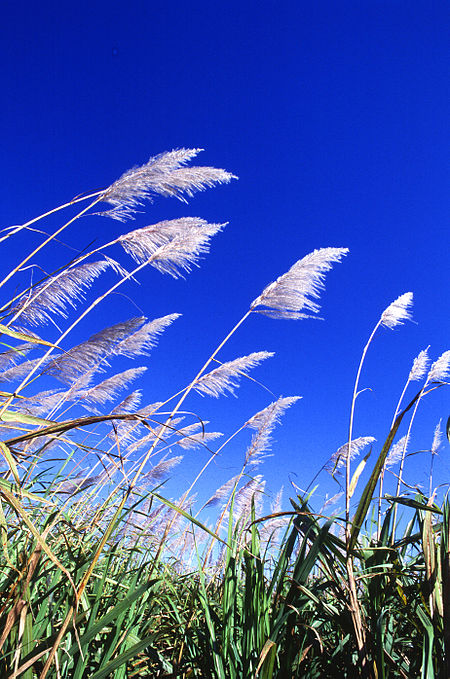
[
  {"left": 380, "top": 292, "right": 413, "bottom": 329},
  {"left": 385, "top": 434, "right": 409, "bottom": 469},
  {"left": 328, "top": 436, "right": 376, "bottom": 472},
  {"left": 233, "top": 475, "right": 266, "bottom": 521},
  {"left": 100, "top": 148, "right": 237, "bottom": 221},
  {"left": 114, "top": 313, "right": 180, "bottom": 357},
  {"left": 118, "top": 218, "right": 224, "bottom": 278},
  {"left": 193, "top": 351, "right": 274, "bottom": 398},
  {"left": 244, "top": 395, "right": 301, "bottom": 467},
  {"left": 428, "top": 350, "right": 450, "bottom": 383},
  {"left": 45, "top": 317, "right": 145, "bottom": 384},
  {"left": 77, "top": 366, "right": 147, "bottom": 405},
  {"left": 250, "top": 247, "right": 348, "bottom": 319},
  {"left": 0, "top": 343, "right": 33, "bottom": 371},
  {"left": 408, "top": 347, "right": 430, "bottom": 382},
  {"left": 203, "top": 475, "right": 239, "bottom": 510},
  {"left": 11, "top": 261, "right": 109, "bottom": 327},
  {"left": 431, "top": 420, "right": 443, "bottom": 455}
]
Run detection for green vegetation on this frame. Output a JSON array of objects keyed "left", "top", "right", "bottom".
[{"left": 0, "top": 150, "right": 448, "bottom": 678}]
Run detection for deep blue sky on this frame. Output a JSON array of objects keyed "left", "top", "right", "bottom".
[{"left": 1, "top": 1, "right": 449, "bottom": 511}]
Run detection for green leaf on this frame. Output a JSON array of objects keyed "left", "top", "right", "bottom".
[
  {"left": 67, "top": 580, "right": 158, "bottom": 656},
  {"left": 386, "top": 496, "right": 442, "bottom": 514},
  {"left": 0, "top": 324, "right": 59, "bottom": 348},
  {"left": 0, "top": 410, "right": 55, "bottom": 426},
  {"left": 255, "top": 640, "right": 276, "bottom": 678},
  {"left": 0, "top": 440, "right": 20, "bottom": 484},
  {"left": 349, "top": 448, "right": 371, "bottom": 499},
  {"left": 349, "top": 390, "right": 422, "bottom": 552},
  {"left": 0, "top": 475, "right": 52, "bottom": 503},
  {"left": 89, "top": 634, "right": 157, "bottom": 679},
  {"left": 150, "top": 490, "right": 229, "bottom": 546}
]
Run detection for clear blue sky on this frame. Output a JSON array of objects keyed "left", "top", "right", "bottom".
[{"left": 1, "top": 1, "right": 449, "bottom": 511}]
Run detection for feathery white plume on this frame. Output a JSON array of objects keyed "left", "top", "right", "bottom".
[
  {"left": 203, "top": 475, "right": 239, "bottom": 509},
  {"left": 127, "top": 429, "right": 159, "bottom": 454},
  {"left": 408, "top": 348, "right": 430, "bottom": 382},
  {"left": 137, "top": 401, "right": 164, "bottom": 418},
  {"left": 119, "top": 218, "right": 213, "bottom": 261},
  {"left": 194, "top": 351, "right": 274, "bottom": 398},
  {"left": 431, "top": 420, "right": 443, "bottom": 455},
  {"left": 100, "top": 148, "right": 236, "bottom": 221},
  {"left": 271, "top": 486, "right": 284, "bottom": 514},
  {"left": 328, "top": 436, "right": 376, "bottom": 471},
  {"left": 78, "top": 367, "right": 147, "bottom": 405},
  {"left": 321, "top": 492, "right": 344, "bottom": 512},
  {"left": 244, "top": 395, "right": 301, "bottom": 467},
  {"left": 380, "top": 292, "right": 413, "bottom": 329},
  {"left": 251, "top": 247, "right": 348, "bottom": 319},
  {"left": 385, "top": 435, "right": 409, "bottom": 468},
  {"left": 105, "top": 391, "right": 144, "bottom": 443},
  {"left": 20, "top": 388, "right": 69, "bottom": 417},
  {"left": 259, "top": 487, "right": 287, "bottom": 543},
  {"left": 151, "top": 493, "right": 197, "bottom": 536},
  {"left": 111, "top": 390, "right": 143, "bottom": 414},
  {"left": 121, "top": 404, "right": 166, "bottom": 453},
  {"left": 428, "top": 350, "right": 450, "bottom": 382},
  {"left": 177, "top": 430, "right": 222, "bottom": 450},
  {"left": 12, "top": 261, "right": 109, "bottom": 326},
  {"left": 46, "top": 317, "right": 144, "bottom": 383},
  {"left": 233, "top": 476, "right": 266, "bottom": 520},
  {"left": 171, "top": 420, "right": 223, "bottom": 449},
  {"left": 57, "top": 472, "right": 105, "bottom": 495},
  {"left": 114, "top": 313, "right": 180, "bottom": 357},
  {"left": 0, "top": 356, "right": 50, "bottom": 383},
  {"left": 173, "top": 420, "right": 203, "bottom": 438},
  {"left": 0, "top": 344, "right": 33, "bottom": 371},
  {"left": 119, "top": 219, "right": 224, "bottom": 278},
  {"left": 136, "top": 456, "right": 183, "bottom": 487}
]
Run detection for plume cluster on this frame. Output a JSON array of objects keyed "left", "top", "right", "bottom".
[
  {"left": 233, "top": 476, "right": 265, "bottom": 522},
  {"left": 251, "top": 247, "right": 348, "bottom": 319},
  {"left": 408, "top": 347, "right": 430, "bottom": 382},
  {"left": 135, "top": 455, "right": 183, "bottom": 488},
  {"left": 118, "top": 218, "right": 224, "bottom": 278},
  {"left": 100, "top": 148, "right": 236, "bottom": 221},
  {"left": 431, "top": 420, "right": 443, "bottom": 455},
  {"left": 0, "top": 356, "right": 50, "bottom": 384},
  {"left": 328, "top": 436, "right": 376, "bottom": 471},
  {"left": 203, "top": 475, "right": 239, "bottom": 510},
  {"left": 0, "top": 343, "right": 33, "bottom": 371},
  {"left": 77, "top": 367, "right": 147, "bottom": 405},
  {"left": 46, "top": 317, "right": 144, "bottom": 383},
  {"left": 428, "top": 350, "right": 450, "bottom": 383},
  {"left": 11, "top": 261, "right": 109, "bottom": 326},
  {"left": 193, "top": 351, "right": 274, "bottom": 398},
  {"left": 114, "top": 314, "right": 180, "bottom": 357},
  {"left": 46, "top": 314, "right": 178, "bottom": 385},
  {"left": 244, "top": 395, "right": 301, "bottom": 467},
  {"left": 380, "top": 292, "right": 413, "bottom": 329},
  {"left": 385, "top": 435, "right": 410, "bottom": 469}
]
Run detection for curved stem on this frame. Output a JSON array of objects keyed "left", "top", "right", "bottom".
[
  {"left": 0, "top": 196, "right": 102, "bottom": 294},
  {"left": 0, "top": 190, "right": 104, "bottom": 244},
  {"left": 347, "top": 321, "right": 380, "bottom": 534}
]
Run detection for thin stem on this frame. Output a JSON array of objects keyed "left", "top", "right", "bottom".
[
  {"left": 347, "top": 321, "right": 380, "bottom": 534},
  {"left": 0, "top": 257, "right": 150, "bottom": 418},
  {"left": 390, "top": 384, "right": 427, "bottom": 542},
  {"left": 0, "top": 196, "right": 102, "bottom": 294},
  {"left": 128, "top": 310, "right": 252, "bottom": 491},
  {"left": 377, "top": 375, "right": 412, "bottom": 536},
  {"left": 0, "top": 190, "right": 104, "bottom": 245}
]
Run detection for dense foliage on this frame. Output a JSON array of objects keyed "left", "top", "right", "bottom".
[{"left": 0, "top": 151, "right": 448, "bottom": 678}]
